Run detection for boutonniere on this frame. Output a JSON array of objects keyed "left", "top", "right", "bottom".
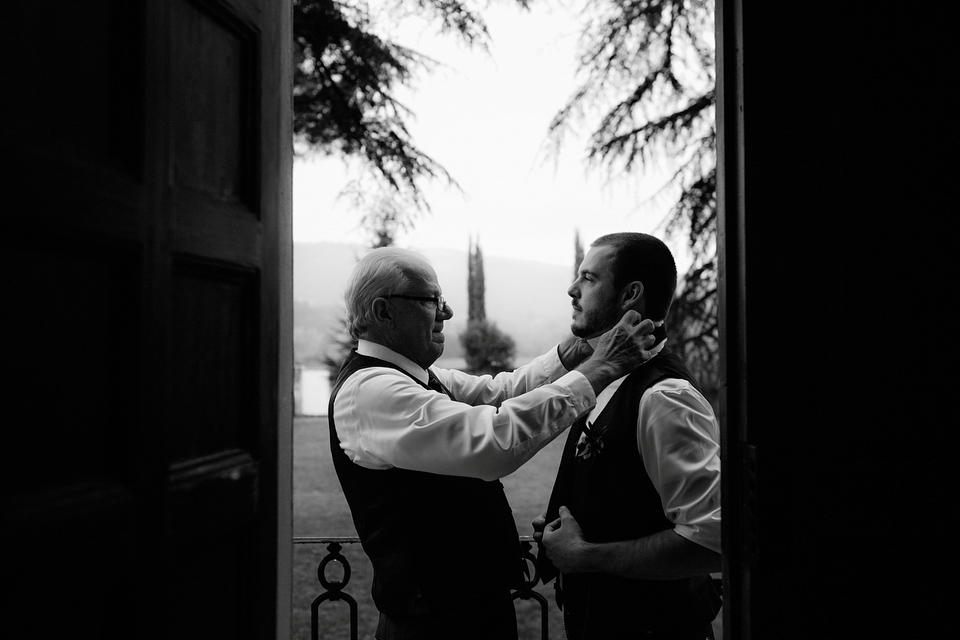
[{"left": 576, "top": 421, "right": 608, "bottom": 460}]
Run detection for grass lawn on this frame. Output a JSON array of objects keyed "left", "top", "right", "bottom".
[{"left": 293, "top": 415, "right": 568, "bottom": 640}]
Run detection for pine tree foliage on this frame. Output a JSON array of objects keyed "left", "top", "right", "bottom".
[
  {"left": 665, "top": 255, "right": 718, "bottom": 404},
  {"left": 340, "top": 181, "right": 420, "bottom": 248},
  {"left": 548, "top": 0, "right": 718, "bottom": 395},
  {"left": 293, "top": 0, "right": 498, "bottom": 213}
]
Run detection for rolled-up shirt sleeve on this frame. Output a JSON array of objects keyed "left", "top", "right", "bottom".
[
  {"left": 637, "top": 380, "right": 722, "bottom": 554},
  {"left": 333, "top": 348, "right": 596, "bottom": 482}
]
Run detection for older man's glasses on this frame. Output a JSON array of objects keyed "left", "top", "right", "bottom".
[{"left": 387, "top": 294, "right": 447, "bottom": 312}]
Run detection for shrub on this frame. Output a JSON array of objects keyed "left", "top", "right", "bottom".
[{"left": 459, "top": 320, "right": 516, "bottom": 376}]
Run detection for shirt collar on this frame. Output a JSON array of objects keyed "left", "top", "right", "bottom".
[
  {"left": 357, "top": 339, "right": 430, "bottom": 385},
  {"left": 586, "top": 323, "right": 668, "bottom": 413},
  {"left": 586, "top": 321, "right": 667, "bottom": 357}
]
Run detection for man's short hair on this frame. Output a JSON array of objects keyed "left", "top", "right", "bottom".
[
  {"left": 343, "top": 247, "right": 425, "bottom": 340},
  {"left": 591, "top": 232, "right": 677, "bottom": 321}
]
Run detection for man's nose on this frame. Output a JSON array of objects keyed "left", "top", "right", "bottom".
[
  {"left": 439, "top": 302, "right": 453, "bottom": 320},
  {"left": 567, "top": 281, "right": 579, "bottom": 298}
]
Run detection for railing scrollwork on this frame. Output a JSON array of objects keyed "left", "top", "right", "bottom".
[
  {"left": 294, "top": 534, "right": 551, "bottom": 639},
  {"left": 512, "top": 536, "right": 550, "bottom": 640},
  {"left": 297, "top": 537, "right": 360, "bottom": 640}
]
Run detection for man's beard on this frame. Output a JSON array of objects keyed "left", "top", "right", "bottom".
[{"left": 571, "top": 303, "right": 620, "bottom": 339}]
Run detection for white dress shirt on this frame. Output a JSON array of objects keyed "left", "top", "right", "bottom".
[
  {"left": 580, "top": 341, "right": 722, "bottom": 554},
  {"left": 333, "top": 340, "right": 597, "bottom": 482}
]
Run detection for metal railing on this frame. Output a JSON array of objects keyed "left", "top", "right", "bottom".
[{"left": 294, "top": 535, "right": 551, "bottom": 640}]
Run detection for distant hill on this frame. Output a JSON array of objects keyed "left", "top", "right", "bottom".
[{"left": 294, "top": 242, "right": 575, "bottom": 366}]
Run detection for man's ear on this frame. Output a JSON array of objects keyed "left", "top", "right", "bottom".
[
  {"left": 621, "top": 281, "right": 644, "bottom": 310},
  {"left": 371, "top": 298, "right": 394, "bottom": 328}
]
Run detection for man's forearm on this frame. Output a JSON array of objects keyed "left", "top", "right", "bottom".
[
  {"left": 575, "top": 357, "right": 625, "bottom": 395},
  {"left": 574, "top": 530, "right": 720, "bottom": 580}
]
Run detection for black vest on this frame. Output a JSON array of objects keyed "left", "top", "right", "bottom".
[
  {"left": 539, "top": 350, "right": 721, "bottom": 637},
  {"left": 328, "top": 351, "right": 524, "bottom": 614}
]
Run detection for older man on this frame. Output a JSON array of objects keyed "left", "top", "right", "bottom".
[{"left": 328, "top": 247, "right": 658, "bottom": 640}]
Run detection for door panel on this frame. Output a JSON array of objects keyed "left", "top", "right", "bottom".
[
  {"left": 170, "top": 0, "right": 260, "bottom": 213},
  {"left": 1, "top": 1, "right": 290, "bottom": 638},
  {"left": 168, "top": 260, "right": 259, "bottom": 460}
]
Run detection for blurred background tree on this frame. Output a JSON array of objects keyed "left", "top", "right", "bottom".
[
  {"left": 467, "top": 235, "right": 486, "bottom": 322},
  {"left": 460, "top": 237, "right": 516, "bottom": 375},
  {"left": 547, "top": 0, "right": 718, "bottom": 404},
  {"left": 573, "top": 228, "right": 585, "bottom": 281},
  {"left": 460, "top": 322, "right": 517, "bottom": 375}
]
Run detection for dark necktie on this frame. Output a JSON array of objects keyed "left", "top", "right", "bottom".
[{"left": 426, "top": 371, "right": 452, "bottom": 398}]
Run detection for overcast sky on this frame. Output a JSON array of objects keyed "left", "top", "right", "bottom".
[{"left": 292, "top": 1, "right": 685, "bottom": 268}]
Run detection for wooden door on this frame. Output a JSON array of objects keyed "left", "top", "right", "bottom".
[{"left": 1, "top": 1, "right": 292, "bottom": 638}]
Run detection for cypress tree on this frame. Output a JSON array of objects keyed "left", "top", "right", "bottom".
[
  {"left": 573, "top": 229, "right": 585, "bottom": 280},
  {"left": 467, "top": 235, "right": 486, "bottom": 322}
]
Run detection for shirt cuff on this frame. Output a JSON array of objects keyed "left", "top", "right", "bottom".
[
  {"left": 553, "top": 369, "right": 597, "bottom": 414},
  {"left": 525, "top": 344, "right": 569, "bottom": 384},
  {"left": 542, "top": 344, "right": 567, "bottom": 373}
]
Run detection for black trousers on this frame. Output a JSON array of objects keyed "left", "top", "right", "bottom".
[{"left": 375, "top": 589, "right": 518, "bottom": 640}]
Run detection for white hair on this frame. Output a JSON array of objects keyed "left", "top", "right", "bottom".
[{"left": 344, "top": 247, "right": 429, "bottom": 340}]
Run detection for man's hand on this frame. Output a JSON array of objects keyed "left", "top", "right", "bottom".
[
  {"left": 541, "top": 506, "right": 592, "bottom": 574},
  {"left": 543, "top": 509, "right": 723, "bottom": 579},
  {"left": 576, "top": 311, "right": 657, "bottom": 393},
  {"left": 532, "top": 513, "right": 547, "bottom": 545},
  {"left": 557, "top": 334, "right": 594, "bottom": 371},
  {"left": 592, "top": 310, "right": 656, "bottom": 373}
]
